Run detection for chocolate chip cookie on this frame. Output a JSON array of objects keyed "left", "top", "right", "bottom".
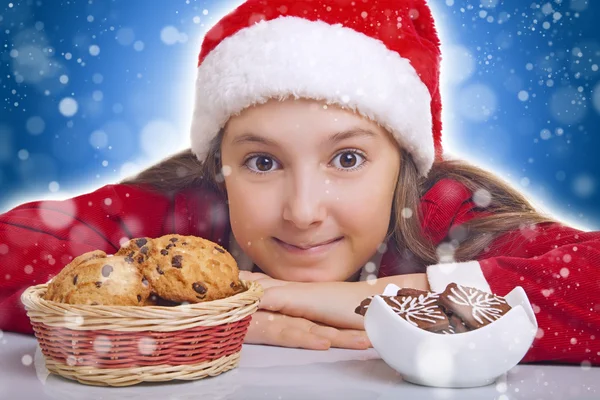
[
  {"left": 137, "top": 234, "right": 243, "bottom": 303},
  {"left": 45, "top": 254, "right": 150, "bottom": 306}
]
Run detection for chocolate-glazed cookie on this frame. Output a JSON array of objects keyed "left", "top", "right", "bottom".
[
  {"left": 139, "top": 234, "right": 243, "bottom": 303},
  {"left": 355, "top": 292, "right": 450, "bottom": 333},
  {"left": 45, "top": 254, "right": 151, "bottom": 305},
  {"left": 438, "top": 283, "right": 511, "bottom": 330}
]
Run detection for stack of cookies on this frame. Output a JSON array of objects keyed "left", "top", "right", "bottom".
[
  {"left": 44, "top": 234, "right": 244, "bottom": 306},
  {"left": 355, "top": 283, "right": 512, "bottom": 334}
]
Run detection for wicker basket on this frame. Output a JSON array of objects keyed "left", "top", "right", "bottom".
[{"left": 21, "top": 280, "right": 263, "bottom": 387}]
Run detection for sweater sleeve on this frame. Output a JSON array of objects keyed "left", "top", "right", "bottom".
[
  {"left": 426, "top": 212, "right": 600, "bottom": 365},
  {"left": 0, "top": 183, "right": 230, "bottom": 335}
]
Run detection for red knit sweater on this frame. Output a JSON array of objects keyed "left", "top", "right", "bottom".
[{"left": 1, "top": 179, "right": 598, "bottom": 365}]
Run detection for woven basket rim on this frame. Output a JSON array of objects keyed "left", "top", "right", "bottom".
[
  {"left": 22, "top": 279, "right": 261, "bottom": 310},
  {"left": 21, "top": 280, "right": 263, "bottom": 331}
]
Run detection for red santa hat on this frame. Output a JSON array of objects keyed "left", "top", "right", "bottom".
[{"left": 190, "top": 0, "right": 442, "bottom": 177}]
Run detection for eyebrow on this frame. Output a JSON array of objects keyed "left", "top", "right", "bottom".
[{"left": 231, "top": 128, "right": 377, "bottom": 147}]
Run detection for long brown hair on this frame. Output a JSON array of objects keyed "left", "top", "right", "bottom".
[{"left": 122, "top": 129, "right": 556, "bottom": 270}]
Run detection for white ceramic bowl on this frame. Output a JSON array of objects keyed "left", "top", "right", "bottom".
[{"left": 364, "top": 284, "right": 538, "bottom": 388}]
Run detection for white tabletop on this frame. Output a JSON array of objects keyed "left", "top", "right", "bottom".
[{"left": 0, "top": 332, "right": 598, "bottom": 400}]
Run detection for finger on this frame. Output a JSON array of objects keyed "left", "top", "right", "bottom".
[
  {"left": 257, "top": 286, "right": 289, "bottom": 312},
  {"left": 240, "top": 271, "right": 268, "bottom": 281},
  {"left": 309, "top": 325, "right": 371, "bottom": 350},
  {"left": 278, "top": 327, "right": 331, "bottom": 350},
  {"left": 244, "top": 312, "right": 330, "bottom": 350}
]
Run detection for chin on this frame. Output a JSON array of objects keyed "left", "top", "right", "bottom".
[{"left": 271, "top": 267, "right": 354, "bottom": 283}]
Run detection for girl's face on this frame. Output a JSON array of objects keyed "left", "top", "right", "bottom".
[{"left": 220, "top": 98, "right": 401, "bottom": 282}]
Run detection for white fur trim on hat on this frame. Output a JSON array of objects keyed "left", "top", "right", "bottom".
[
  {"left": 426, "top": 261, "right": 492, "bottom": 293},
  {"left": 191, "top": 16, "right": 434, "bottom": 176}
]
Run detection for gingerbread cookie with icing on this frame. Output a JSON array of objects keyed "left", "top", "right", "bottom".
[
  {"left": 354, "top": 292, "right": 450, "bottom": 333},
  {"left": 386, "top": 293, "right": 450, "bottom": 332},
  {"left": 438, "top": 283, "right": 511, "bottom": 330}
]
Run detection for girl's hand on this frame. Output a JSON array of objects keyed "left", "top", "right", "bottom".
[
  {"left": 244, "top": 310, "right": 371, "bottom": 350},
  {"left": 241, "top": 270, "right": 365, "bottom": 330},
  {"left": 241, "top": 271, "right": 430, "bottom": 331}
]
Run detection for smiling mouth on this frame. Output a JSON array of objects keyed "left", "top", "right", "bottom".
[{"left": 274, "top": 237, "right": 343, "bottom": 250}]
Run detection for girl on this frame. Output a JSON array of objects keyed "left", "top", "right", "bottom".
[{"left": 1, "top": 0, "right": 599, "bottom": 364}]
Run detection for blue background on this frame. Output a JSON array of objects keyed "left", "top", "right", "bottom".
[{"left": 1, "top": 0, "right": 598, "bottom": 230}]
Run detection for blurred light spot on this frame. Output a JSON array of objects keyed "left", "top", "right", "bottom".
[
  {"left": 416, "top": 339, "right": 455, "bottom": 386},
  {"left": 59, "top": 74, "right": 69, "bottom": 84},
  {"left": 401, "top": 207, "right": 413, "bottom": 219},
  {"left": 59, "top": 97, "right": 78, "bottom": 117},
  {"left": 112, "top": 103, "right": 124, "bottom": 114},
  {"left": 161, "top": 26, "right": 181, "bottom": 45},
  {"left": 26, "top": 116, "right": 45, "bottom": 135},
  {"left": 133, "top": 40, "right": 144, "bottom": 51},
  {"left": 364, "top": 262, "right": 376, "bottom": 273},
  {"left": 540, "top": 129, "right": 551, "bottom": 140},
  {"left": 436, "top": 243, "right": 456, "bottom": 263},
  {"left": 520, "top": 177, "right": 530, "bottom": 187},
  {"left": 21, "top": 355, "right": 33, "bottom": 366},
  {"left": 18, "top": 149, "right": 29, "bottom": 160},
  {"left": 93, "top": 336, "right": 112, "bottom": 354},
  {"left": 518, "top": 90, "right": 529, "bottom": 101},
  {"left": 92, "top": 73, "right": 103, "bottom": 84},
  {"left": 48, "top": 181, "right": 60, "bottom": 192},
  {"left": 116, "top": 28, "right": 135, "bottom": 46},
  {"left": 89, "top": 130, "right": 108, "bottom": 149},
  {"left": 89, "top": 44, "right": 100, "bottom": 56},
  {"left": 572, "top": 174, "right": 594, "bottom": 198},
  {"left": 38, "top": 199, "right": 77, "bottom": 229},
  {"left": 24, "top": 265, "right": 33, "bottom": 274},
  {"left": 473, "top": 188, "right": 492, "bottom": 207},
  {"left": 138, "top": 337, "right": 156, "bottom": 355},
  {"left": 581, "top": 360, "right": 592, "bottom": 371},
  {"left": 92, "top": 90, "right": 103, "bottom": 101}
]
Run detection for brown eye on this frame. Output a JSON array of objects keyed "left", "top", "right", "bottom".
[
  {"left": 256, "top": 157, "right": 273, "bottom": 171},
  {"left": 246, "top": 155, "right": 278, "bottom": 173},
  {"left": 333, "top": 151, "right": 365, "bottom": 170}
]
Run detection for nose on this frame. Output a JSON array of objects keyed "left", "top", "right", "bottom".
[{"left": 282, "top": 170, "right": 327, "bottom": 229}]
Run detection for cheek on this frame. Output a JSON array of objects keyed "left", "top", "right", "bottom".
[{"left": 225, "top": 178, "right": 279, "bottom": 241}]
